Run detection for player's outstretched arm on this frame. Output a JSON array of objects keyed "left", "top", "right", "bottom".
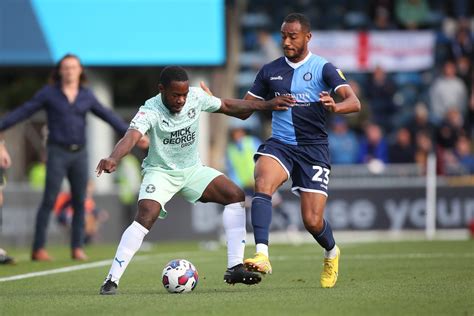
[
  {"left": 96, "top": 129, "right": 143, "bottom": 177},
  {"left": 319, "top": 86, "right": 361, "bottom": 114},
  {"left": 216, "top": 95, "right": 295, "bottom": 116}
]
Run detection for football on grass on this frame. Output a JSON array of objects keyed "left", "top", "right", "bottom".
[{"left": 162, "top": 259, "right": 198, "bottom": 293}]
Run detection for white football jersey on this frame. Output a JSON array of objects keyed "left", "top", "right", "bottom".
[{"left": 129, "top": 87, "right": 221, "bottom": 170}]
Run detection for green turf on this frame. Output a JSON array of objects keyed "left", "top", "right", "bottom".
[{"left": 0, "top": 240, "right": 473, "bottom": 315}]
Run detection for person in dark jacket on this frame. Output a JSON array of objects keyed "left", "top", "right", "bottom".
[{"left": 0, "top": 54, "right": 143, "bottom": 261}]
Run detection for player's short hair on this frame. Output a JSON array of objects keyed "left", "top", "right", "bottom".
[
  {"left": 160, "top": 66, "right": 189, "bottom": 87},
  {"left": 283, "top": 13, "right": 311, "bottom": 32}
]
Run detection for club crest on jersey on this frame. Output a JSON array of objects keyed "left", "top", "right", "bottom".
[
  {"left": 303, "top": 72, "right": 312, "bottom": 81},
  {"left": 145, "top": 184, "right": 156, "bottom": 193},
  {"left": 336, "top": 69, "right": 346, "bottom": 80},
  {"left": 187, "top": 108, "right": 196, "bottom": 119}
]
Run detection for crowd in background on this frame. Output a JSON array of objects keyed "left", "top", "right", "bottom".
[{"left": 237, "top": 0, "right": 474, "bottom": 175}]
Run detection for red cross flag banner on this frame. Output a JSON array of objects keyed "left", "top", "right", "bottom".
[{"left": 309, "top": 31, "right": 435, "bottom": 72}]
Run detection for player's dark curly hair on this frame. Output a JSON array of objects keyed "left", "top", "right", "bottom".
[
  {"left": 160, "top": 66, "right": 189, "bottom": 87},
  {"left": 283, "top": 13, "right": 311, "bottom": 32}
]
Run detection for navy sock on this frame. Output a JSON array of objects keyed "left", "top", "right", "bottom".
[
  {"left": 251, "top": 192, "right": 272, "bottom": 245},
  {"left": 312, "top": 219, "right": 335, "bottom": 251}
]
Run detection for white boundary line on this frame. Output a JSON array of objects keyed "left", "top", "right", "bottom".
[
  {"left": 0, "top": 259, "right": 114, "bottom": 282},
  {"left": 0, "top": 251, "right": 202, "bottom": 283}
]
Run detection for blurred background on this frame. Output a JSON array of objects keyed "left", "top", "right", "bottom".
[{"left": 0, "top": 0, "right": 473, "bottom": 247}]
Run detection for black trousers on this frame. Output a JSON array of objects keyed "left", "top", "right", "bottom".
[{"left": 33, "top": 144, "right": 88, "bottom": 251}]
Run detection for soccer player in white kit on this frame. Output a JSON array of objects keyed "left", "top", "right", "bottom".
[{"left": 96, "top": 66, "right": 294, "bottom": 295}]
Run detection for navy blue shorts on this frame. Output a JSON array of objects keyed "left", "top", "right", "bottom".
[{"left": 255, "top": 138, "right": 331, "bottom": 196}]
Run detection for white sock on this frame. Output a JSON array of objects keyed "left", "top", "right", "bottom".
[
  {"left": 324, "top": 245, "right": 338, "bottom": 259},
  {"left": 223, "top": 202, "right": 246, "bottom": 269},
  {"left": 256, "top": 243, "right": 269, "bottom": 257},
  {"left": 106, "top": 221, "right": 149, "bottom": 283}
]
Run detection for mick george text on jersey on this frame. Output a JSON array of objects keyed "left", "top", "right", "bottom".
[{"left": 162, "top": 127, "right": 196, "bottom": 148}]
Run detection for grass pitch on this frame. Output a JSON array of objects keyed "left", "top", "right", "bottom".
[{"left": 0, "top": 240, "right": 473, "bottom": 315}]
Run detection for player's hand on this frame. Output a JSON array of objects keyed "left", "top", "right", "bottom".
[
  {"left": 267, "top": 95, "right": 295, "bottom": 111},
  {"left": 200, "top": 81, "right": 213, "bottom": 96},
  {"left": 319, "top": 91, "right": 336, "bottom": 112},
  {"left": 95, "top": 157, "right": 118, "bottom": 177}
]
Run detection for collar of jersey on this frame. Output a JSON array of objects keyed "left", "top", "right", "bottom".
[{"left": 285, "top": 52, "right": 312, "bottom": 69}]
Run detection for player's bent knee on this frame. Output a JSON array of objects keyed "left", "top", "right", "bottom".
[
  {"left": 135, "top": 200, "right": 161, "bottom": 230},
  {"left": 302, "top": 215, "right": 324, "bottom": 234},
  {"left": 226, "top": 187, "right": 245, "bottom": 204},
  {"left": 254, "top": 177, "right": 277, "bottom": 195}
]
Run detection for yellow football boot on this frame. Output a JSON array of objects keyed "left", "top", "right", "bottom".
[
  {"left": 320, "top": 246, "right": 340, "bottom": 288},
  {"left": 243, "top": 252, "right": 272, "bottom": 274}
]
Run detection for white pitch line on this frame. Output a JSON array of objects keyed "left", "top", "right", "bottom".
[
  {"left": 0, "top": 259, "right": 114, "bottom": 282},
  {"left": 0, "top": 251, "right": 199, "bottom": 283}
]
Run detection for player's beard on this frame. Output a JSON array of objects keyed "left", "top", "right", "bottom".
[{"left": 283, "top": 46, "right": 304, "bottom": 61}]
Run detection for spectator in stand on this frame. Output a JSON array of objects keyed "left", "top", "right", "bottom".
[
  {"left": 345, "top": 80, "right": 371, "bottom": 134},
  {"left": 414, "top": 129, "right": 433, "bottom": 173},
  {"left": 358, "top": 123, "right": 389, "bottom": 164},
  {"left": 366, "top": 65, "right": 396, "bottom": 132},
  {"left": 442, "top": 149, "right": 465, "bottom": 175},
  {"left": 429, "top": 60, "right": 468, "bottom": 124},
  {"left": 371, "top": 7, "right": 396, "bottom": 30},
  {"left": 395, "top": 0, "right": 430, "bottom": 30},
  {"left": 328, "top": 117, "right": 359, "bottom": 164},
  {"left": 388, "top": 127, "right": 416, "bottom": 163},
  {"left": 436, "top": 108, "right": 465, "bottom": 150},
  {"left": 468, "top": 81, "right": 474, "bottom": 139},
  {"left": 455, "top": 56, "right": 472, "bottom": 91},
  {"left": 454, "top": 135, "right": 474, "bottom": 174},
  {"left": 450, "top": 22, "right": 473, "bottom": 61},
  {"left": 407, "top": 102, "right": 435, "bottom": 139}
]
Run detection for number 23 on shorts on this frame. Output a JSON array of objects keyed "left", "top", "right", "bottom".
[{"left": 312, "top": 165, "right": 330, "bottom": 184}]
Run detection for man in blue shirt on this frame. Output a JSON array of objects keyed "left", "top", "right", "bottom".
[
  {"left": 0, "top": 54, "right": 138, "bottom": 261},
  {"left": 242, "top": 13, "right": 361, "bottom": 288}
]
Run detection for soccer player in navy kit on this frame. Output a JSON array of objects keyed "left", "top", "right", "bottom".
[{"left": 242, "top": 13, "right": 361, "bottom": 288}]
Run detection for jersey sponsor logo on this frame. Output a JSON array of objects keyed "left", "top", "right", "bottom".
[
  {"left": 270, "top": 75, "right": 283, "bottom": 81},
  {"left": 187, "top": 108, "right": 196, "bottom": 119},
  {"left": 336, "top": 69, "right": 346, "bottom": 80},
  {"left": 162, "top": 120, "right": 169, "bottom": 126},
  {"left": 275, "top": 91, "right": 311, "bottom": 106},
  {"left": 303, "top": 72, "right": 312, "bottom": 81},
  {"left": 294, "top": 102, "right": 311, "bottom": 107},
  {"left": 145, "top": 184, "right": 156, "bottom": 193},
  {"left": 163, "top": 126, "right": 196, "bottom": 148}
]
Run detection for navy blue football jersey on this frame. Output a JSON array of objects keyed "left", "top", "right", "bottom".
[{"left": 248, "top": 53, "right": 349, "bottom": 145}]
